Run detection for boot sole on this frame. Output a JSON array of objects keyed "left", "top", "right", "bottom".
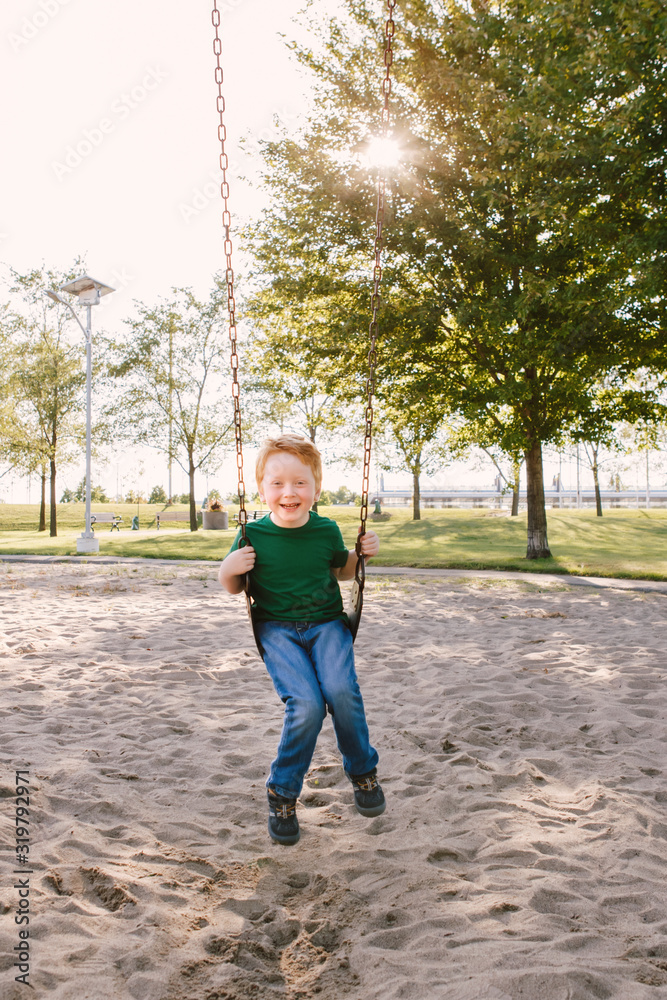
[
  {"left": 268, "top": 819, "right": 300, "bottom": 845},
  {"left": 354, "top": 799, "right": 386, "bottom": 818}
]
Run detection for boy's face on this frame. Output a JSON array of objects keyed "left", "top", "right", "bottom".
[{"left": 259, "top": 452, "right": 321, "bottom": 529}]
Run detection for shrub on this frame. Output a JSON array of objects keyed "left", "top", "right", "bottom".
[{"left": 148, "top": 485, "right": 167, "bottom": 504}]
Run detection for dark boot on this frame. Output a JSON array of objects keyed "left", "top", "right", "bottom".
[
  {"left": 267, "top": 788, "right": 300, "bottom": 845},
  {"left": 349, "top": 770, "right": 386, "bottom": 817}
]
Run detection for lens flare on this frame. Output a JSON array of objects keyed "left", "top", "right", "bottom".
[{"left": 365, "top": 136, "right": 402, "bottom": 168}]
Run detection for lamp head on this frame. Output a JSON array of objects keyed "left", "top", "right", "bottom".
[{"left": 60, "top": 274, "right": 115, "bottom": 305}]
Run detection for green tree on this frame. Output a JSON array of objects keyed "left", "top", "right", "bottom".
[
  {"left": 3, "top": 266, "right": 88, "bottom": 536},
  {"left": 245, "top": 0, "right": 665, "bottom": 558},
  {"left": 619, "top": 416, "right": 667, "bottom": 507},
  {"left": 479, "top": 447, "right": 524, "bottom": 518},
  {"left": 566, "top": 378, "right": 665, "bottom": 515},
  {"left": 244, "top": 298, "right": 353, "bottom": 446},
  {"left": 331, "top": 486, "right": 361, "bottom": 505},
  {"left": 73, "top": 477, "right": 110, "bottom": 503},
  {"left": 375, "top": 394, "right": 450, "bottom": 521},
  {"left": 0, "top": 396, "right": 50, "bottom": 528},
  {"left": 124, "top": 489, "right": 147, "bottom": 504},
  {"left": 60, "top": 480, "right": 109, "bottom": 503},
  {"left": 108, "top": 283, "right": 232, "bottom": 531},
  {"left": 588, "top": 1, "right": 667, "bottom": 362},
  {"left": 148, "top": 484, "right": 168, "bottom": 504}
]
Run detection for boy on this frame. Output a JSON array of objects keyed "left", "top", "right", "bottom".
[{"left": 218, "top": 434, "right": 384, "bottom": 845}]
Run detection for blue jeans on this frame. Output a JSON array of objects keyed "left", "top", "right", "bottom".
[{"left": 256, "top": 618, "right": 379, "bottom": 799}]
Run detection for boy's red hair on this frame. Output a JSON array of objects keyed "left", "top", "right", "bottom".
[{"left": 256, "top": 434, "right": 322, "bottom": 490}]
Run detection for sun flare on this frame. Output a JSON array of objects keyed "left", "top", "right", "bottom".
[{"left": 365, "top": 136, "right": 402, "bottom": 169}]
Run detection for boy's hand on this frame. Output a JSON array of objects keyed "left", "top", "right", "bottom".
[
  {"left": 218, "top": 544, "right": 256, "bottom": 594},
  {"left": 225, "top": 545, "right": 256, "bottom": 576},
  {"left": 358, "top": 529, "right": 380, "bottom": 558}
]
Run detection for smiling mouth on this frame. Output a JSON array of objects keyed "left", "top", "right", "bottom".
[{"left": 280, "top": 503, "right": 300, "bottom": 510}]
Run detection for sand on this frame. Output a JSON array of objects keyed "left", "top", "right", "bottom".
[{"left": 1, "top": 559, "right": 667, "bottom": 1000}]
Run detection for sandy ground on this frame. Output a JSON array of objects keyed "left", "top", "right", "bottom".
[{"left": 1, "top": 560, "right": 667, "bottom": 1000}]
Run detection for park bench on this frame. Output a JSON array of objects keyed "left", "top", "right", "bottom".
[
  {"left": 156, "top": 511, "right": 202, "bottom": 530},
  {"left": 90, "top": 512, "right": 122, "bottom": 532}
]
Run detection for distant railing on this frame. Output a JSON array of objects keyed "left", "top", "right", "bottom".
[{"left": 372, "top": 490, "right": 667, "bottom": 510}]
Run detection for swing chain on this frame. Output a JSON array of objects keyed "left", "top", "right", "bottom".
[
  {"left": 211, "top": 0, "right": 247, "bottom": 541},
  {"left": 356, "top": 0, "right": 396, "bottom": 573}
]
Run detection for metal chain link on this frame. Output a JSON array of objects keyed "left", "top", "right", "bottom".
[
  {"left": 356, "top": 0, "right": 396, "bottom": 580},
  {"left": 211, "top": 1, "right": 247, "bottom": 541}
]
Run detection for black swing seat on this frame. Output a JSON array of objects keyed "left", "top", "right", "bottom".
[
  {"left": 346, "top": 554, "right": 365, "bottom": 642},
  {"left": 244, "top": 574, "right": 264, "bottom": 657}
]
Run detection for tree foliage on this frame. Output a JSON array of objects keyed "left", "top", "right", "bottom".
[
  {"left": 243, "top": 296, "right": 352, "bottom": 446},
  {"left": 243, "top": 0, "right": 666, "bottom": 557},
  {"left": 107, "top": 282, "right": 232, "bottom": 530},
  {"left": 2, "top": 265, "right": 88, "bottom": 536},
  {"left": 61, "top": 479, "right": 110, "bottom": 504},
  {"left": 148, "top": 484, "right": 168, "bottom": 504},
  {"left": 374, "top": 380, "right": 452, "bottom": 520}
]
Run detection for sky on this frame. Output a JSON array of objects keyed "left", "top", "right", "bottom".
[
  {"left": 0, "top": 0, "right": 635, "bottom": 503},
  {"left": 1, "top": 0, "right": 312, "bottom": 321},
  {"left": 1, "top": 0, "right": 329, "bottom": 501}
]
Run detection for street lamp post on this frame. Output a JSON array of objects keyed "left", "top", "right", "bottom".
[{"left": 45, "top": 275, "right": 115, "bottom": 554}]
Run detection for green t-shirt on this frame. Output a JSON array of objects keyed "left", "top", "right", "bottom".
[{"left": 228, "top": 511, "right": 350, "bottom": 623}]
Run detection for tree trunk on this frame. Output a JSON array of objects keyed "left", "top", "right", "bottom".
[
  {"left": 412, "top": 467, "right": 421, "bottom": 521},
  {"left": 592, "top": 452, "right": 603, "bottom": 517},
  {"left": 168, "top": 321, "right": 174, "bottom": 504},
  {"left": 39, "top": 469, "right": 46, "bottom": 532},
  {"left": 49, "top": 453, "right": 57, "bottom": 538},
  {"left": 524, "top": 440, "right": 550, "bottom": 558},
  {"left": 511, "top": 457, "right": 521, "bottom": 517},
  {"left": 188, "top": 455, "right": 198, "bottom": 531}
]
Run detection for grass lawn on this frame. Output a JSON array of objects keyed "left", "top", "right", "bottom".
[{"left": 0, "top": 503, "right": 666, "bottom": 580}]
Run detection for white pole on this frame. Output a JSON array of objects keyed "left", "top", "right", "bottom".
[
  {"left": 44, "top": 280, "right": 110, "bottom": 554},
  {"left": 576, "top": 445, "right": 581, "bottom": 509},
  {"left": 168, "top": 322, "right": 173, "bottom": 503},
  {"left": 76, "top": 301, "right": 99, "bottom": 553},
  {"left": 85, "top": 303, "right": 93, "bottom": 536},
  {"left": 646, "top": 449, "right": 650, "bottom": 510}
]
